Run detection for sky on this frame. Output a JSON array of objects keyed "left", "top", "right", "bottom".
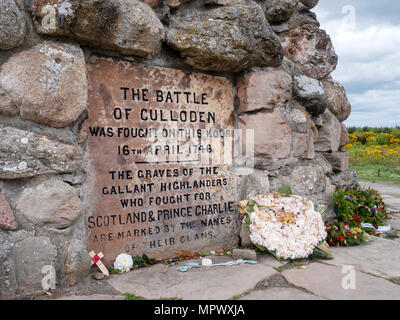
[{"left": 313, "top": 0, "right": 400, "bottom": 127}]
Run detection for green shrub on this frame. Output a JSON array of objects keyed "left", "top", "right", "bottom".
[
  {"left": 392, "top": 127, "right": 400, "bottom": 138},
  {"left": 376, "top": 133, "right": 392, "bottom": 145}
]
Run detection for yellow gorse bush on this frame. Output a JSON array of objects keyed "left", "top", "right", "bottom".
[
  {"left": 345, "top": 130, "right": 400, "bottom": 167},
  {"left": 348, "top": 133, "right": 358, "bottom": 143},
  {"left": 363, "top": 145, "right": 399, "bottom": 159},
  {"left": 382, "top": 133, "right": 400, "bottom": 144},
  {"left": 346, "top": 132, "right": 400, "bottom": 147},
  {"left": 350, "top": 131, "right": 377, "bottom": 144}
]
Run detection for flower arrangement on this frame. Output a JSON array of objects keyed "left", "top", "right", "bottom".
[
  {"left": 111, "top": 253, "right": 156, "bottom": 274},
  {"left": 333, "top": 185, "right": 389, "bottom": 234},
  {"left": 327, "top": 185, "right": 389, "bottom": 246},
  {"left": 177, "top": 250, "right": 200, "bottom": 261},
  {"left": 325, "top": 221, "right": 368, "bottom": 247},
  {"left": 239, "top": 193, "right": 328, "bottom": 260}
]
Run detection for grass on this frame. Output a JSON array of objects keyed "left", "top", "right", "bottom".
[
  {"left": 232, "top": 290, "right": 251, "bottom": 300},
  {"left": 345, "top": 131, "right": 400, "bottom": 185},
  {"left": 123, "top": 292, "right": 144, "bottom": 300},
  {"left": 107, "top": 266, "right": 120, "bottom": 275},
  {"left": 349, "top": 164, "right": 400, "bottom": 186}
]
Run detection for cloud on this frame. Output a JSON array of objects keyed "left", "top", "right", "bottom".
[
  {"left": 345, "top": 89, "right": 400, "bottom": 127},
  {"left": 331, "top": 26, "right": 400, "bottom": 85},
  {"left": 313, "top": 0, "right": 400, "bottom": 127},
  {"left": 314, "top": 0, "right": 400, "bottom": 28}
]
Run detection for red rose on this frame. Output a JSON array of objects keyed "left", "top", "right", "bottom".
[{"left": 354, "top": 216, "right": 360, "bottom": 222}]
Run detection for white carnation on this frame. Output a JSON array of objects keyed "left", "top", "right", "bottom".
[
  {"left": 114, "top": 253, "right": 133, "bottom": 272},
  {"left": 246, "top": 194, "right": 327, "bottom": 260}
]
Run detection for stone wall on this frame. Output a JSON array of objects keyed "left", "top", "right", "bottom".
[{"left": 0, "top": 0, "right": 357, "bottom": 297}]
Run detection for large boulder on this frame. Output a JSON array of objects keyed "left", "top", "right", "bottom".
[
  {"left": 269, "top": 160, "right": 336, "bottom": 220},
  {"left": 290, "top": 107, "right": 316, "bottom": 159},
  {"left": 271, "top": 163, "right": 327, "bottom": 196},
  {"left": 0, "top": 0, "right": 26, "bottom": 50},
  {"left": 299, "top": 0, "right": 318, "bottom": 9},
  {"left": 278, "top": 6, "right": 338, "bottom": 79},
  {"left": 293, "top": 75, "right": 327, "bottom": 116},
  {"left": 32, "top": 0, "right": 164, "bottom": 58},
  {"left": 0, "top": 124, "right": 83, "bottom": 179},
  {"left": 271, "top": 2, "right": 319, "bottom": 34},
  {"left": 16, "top": 179, "right": 84, "bottom": 233},
  {"left": 237, "top": 104, "right": 317, "bottom": 170},
  {"left": 330, "top": 170, "right": 359, "bottom": 188},
  {"left": 263, "top": 0, "right": 297, "bottom": 23},
  {"left": 236, "top": 68, "right": 292, "bottom": 112},
  {"left": 314, "top": 152, "right": 333, "bottom": 174},
  {"left": 1, "top": 231, "right": 90, "bottom": 295},
  {"left": 4, "top": 234, "right": 58, "bottom": 295},
  {"left": 238, "top": 108, "right": 291, "bottom": 159},
  {"left": 238, "top": 169, "right": 270, "bottom": 200},
  {"left": 322, "top": 78, "right": 351, "bottom": 122},
  {"left": 62, "top": 239, "right": 92, "bottom": 286},
  {"left": 314, "top": 110, "right": 342, "bottom": 152},
  {"left": 323, "top": 152, "right": 349, "bottom": 173},
  {"left": 167, "top": 1, "right": 283, "bottom": 72},
  {"left": 0, "top": 41, "right": 87, "bottom": 128}
]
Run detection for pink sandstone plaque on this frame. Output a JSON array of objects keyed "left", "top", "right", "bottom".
[{"left": 85, "top": 57, "right": 239, "bottom": 264}]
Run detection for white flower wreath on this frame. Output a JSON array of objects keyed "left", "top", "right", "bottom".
[{"left": 241, "top": 194, "right": 327, "bottom": 260}]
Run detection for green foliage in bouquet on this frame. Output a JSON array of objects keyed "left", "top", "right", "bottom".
[
  {"left": 131, "top": 254, "right": 156, "bottom": 269},
  {"left": 311, "top": 241, "right": 333, "bottom": 260},
  {"left": 333, "top": 185, "right": 389, "bottom": 234},
  {"left": 325, "top": 221, "right": 368, "bottom": 247}
]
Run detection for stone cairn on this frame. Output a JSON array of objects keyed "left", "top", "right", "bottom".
[{"left": 0, "top": 0, "right": 356, "bottom": 297}]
